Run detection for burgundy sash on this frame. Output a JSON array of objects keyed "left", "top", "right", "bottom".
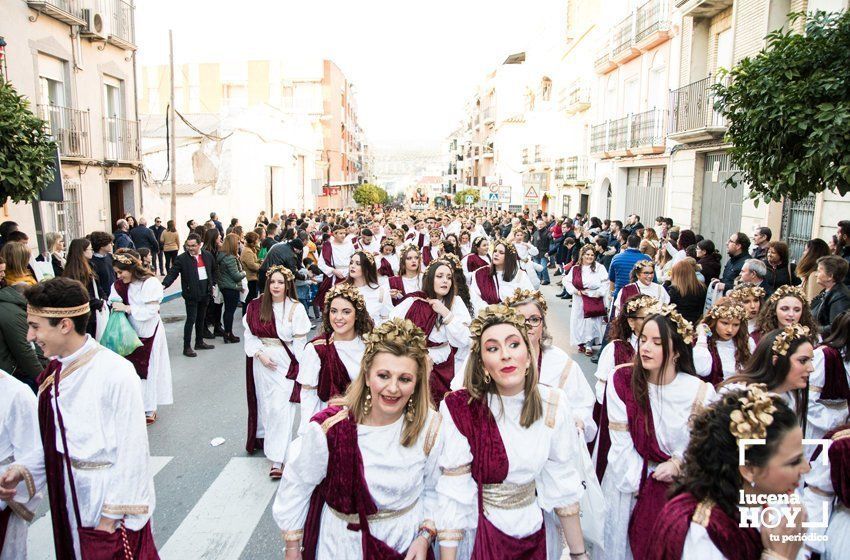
[
  {"left": 465, "top": 253, "right": 488, "bottom": 274},
  {"left": 618, "top": 283, "right": 641, "bottom": 313},
  {"left": 313, "top": 334, "right": 353, "bottom": 403},
  {"left": 474, "top": 267, "right": 500, "bottom": 306},
  {"left": 422, "top": 247, "right": 434, "bottom": 266},
  {"left": 592, "top": 341, "right": 636, "bottom": 481},
  {"left": 378, "top": 257, "right": 395, "bottom": 278},
  {"left": 750, "top": 329, "right": 762, "bottom": 347},
  {"left": 404, "top": 298, "right": 456, "bottom": 405},
  {"left": 612, "top": 366, "right": 673, "bottom": 560},
  {"left": 302, "top": 407, "right": 430, "bottom": 560},
  {"left": 37, "top": 360, "right": 159, "bottom": 560},
  {"left": 811, "top": 424, "right": 850, "bottom": 508},
  {"left": 820, "top": 346, "right": 850, "bottom": 404},
  {"left": 647, "top": 493, "right": 762, "bottom": 560},
  {"left": 112, "top": 280, "right": 157, "bottom": 380},
  {"left": 443, "top": 390, "right": 546, "bottom": 559},
  {"left": 572, "top": 266, "right": 606, "bottom": 318},
  {"left": 315, "top": 242, "right": 336, "bottom": 309},
  {"left": 244, "top": 299, "right": 301, "bottom": 454},
  {"left": 703, "top": 342, "right": 725, "bottom": 387},
  {"left": 0, "top": 507, "right": 11, "bottom": 557}
]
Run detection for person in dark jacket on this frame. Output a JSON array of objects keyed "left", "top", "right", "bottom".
[
  {"left": 113, "top": 219, "right": 135, "bottom": 250},
  {"left": 210, "top": 211, "right": 225, "bottom": 238},
  {"left": 718, "top": 232, "right": 750, "bottom": 293},
  {"left": 531, "top": 218, "right": 551, "bottom": 285},
  {"left": 836, "top": 219, "right": 850, "bottom": 286},
  {"left": 765, "top": 241, "right": 800, "bottom": 292},
  {"left": 811, "top": 255, "right": 850, "bottom": 337},
  {"left": 150, "top": 217, "right": 166, "bottom": 275},
  {"left": 129, "top": 217, "right": 159, "bottom": 256},
  {"left": 665, "top": 258, "right": 707, "bottom": 324},
  {"left": 696, "top": 239, "right": 722, "bottom": 285},
  {"left": 89, "top": 231, "right": 116, "bottom": 296},
  {"left": 162, "top": 233, "right": 216, "bottom": 357},
  {"left": 0, "top": 277, "right": 48, "bottom": 392},
  {"left": 258, "top": 238, "right": 304, "bottom": 292}
]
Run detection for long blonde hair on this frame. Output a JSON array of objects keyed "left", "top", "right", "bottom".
[
  {"left": 333, "top": 318, "right": 432, "bottom": 447},
  {"left": 464, "top": 304, "right": 543, "bottom": 428}
]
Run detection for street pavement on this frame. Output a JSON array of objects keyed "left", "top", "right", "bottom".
[{"left": 26, "top": 274, "right": 591, "bottom": 560}]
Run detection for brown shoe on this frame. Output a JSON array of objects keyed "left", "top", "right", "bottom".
[
  {"left": 183, "top": 347, "right": 198, "bottom": 358},
  {"left": 195, "top": 342, "right": 215, "bottom": 350}
]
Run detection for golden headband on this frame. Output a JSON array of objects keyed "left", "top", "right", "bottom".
[
  {"left": 365, "top": 318, "right": 427, "bottom": 355},
  {"left": 771, "top": 324, "right": 812, "bottom": 357},
  {"left": 647, "top": 303, "right": 695, "bottom": 344},
  {"left": 27, "top": 303, "right": 90, "bottom": 318},
  {"left": 326, "top": 282, "right": 366, "bottom": 311},
  {"left": 355, "top": 250, "right": 376, "bottom": 266},
  {"left": 470, "top": 304, "right": 528, "bottom": 343},
  {"left": 766, "top": 284, "right": 807, "bottom": 307},
  {"left": 381, "top": 238, "right": 397, "bottom": 249},
  {"left": 399, "top": 243, "right": 421, "bottom": 257},
  {"left": 728, "top": 283, "right": 766, "bottom": 301},
  {"left": 495, "top": 239, "right": 517, "bottom": 256},
  {"left": 729, "top": 384, "right": 778, "bottom": 441},
  {"left": 428, "top": 256, "right": 458, "bottom": 273},
  {"left": 266, "top": 265, "right": 294, "bottom": 281},
  {"left": 705, "top": 302, "right": 748, "bottom": 322},
  {"left": 633, "top": 259, "right": 654, "bottom": 271},
  {"left": 113, "top": 253, "right": 135, "bottom": 265},
  {"left": 624, "top": 294, "right": 659, "bottom": 315},
  {"left": 504, "top": 288, "right": 548, "bottom": 314}
]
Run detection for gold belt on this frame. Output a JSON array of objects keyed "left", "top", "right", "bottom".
[
  {"left": 482, "top": 480, "right": 537, "bottom": 510},
  {"left": 260, "top": 338, "right": 284, "bottom": 347},
  {"left": 328, "top": 498, "right": 418, "bottom": 524},
  {"left": 70, "top": 457, "right": 112, "bottom": 470},
  {"left": 0, "top": 455, "right": 13, "bottom": 467}
]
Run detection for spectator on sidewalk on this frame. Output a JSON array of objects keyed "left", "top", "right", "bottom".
[
  {"left": 36, "top": 231, "right": 66, "bottom": 277},
  {"left": 210, "top": 211, "right": 224, "bottom": 237},
  {"left": 796, "top": 238, "right": 830, "bottom": 301},
  {"left": 89, "top": 231, "right": 115, "bottom": 296},
  {"left": 718, "top": 232, "right": 750, "bottom": 293},
  {"left": 765, "top": 241, "right": 800, "bottom": 292},
  {"left": 665, "top": 257, "right": 707, "bottom": 324},
  {"left": 696, "top": 239, "right": 722, "bottom": 284},
  {"left": 258, "top": 238, "right": 304, "bottom": 292},
  {"left": 0, "top": 221, "right": 18, "bottom": 251},
  {"left": 740, "top": 258, "right": 773, "bottom": 297},
  {"left": 811, "top": 255, "right": 850, "bottom": 336},
  {"left": 532, "top": 218, "right": 551, "bottom": 285},
  {"left": 0, "top": 257, "right": 47, "bottom": 392},
  {"left": 608, "top": 234, "right": 651, "bottom": 301},
  {"left": 150, "top": 217, "right": 166, "bottom": 275},
  {"left": 129, "top": 217, "right": 159, "bottom": 267},
  {"left": 113, "top": 218, "right": 135, "bottom": 250},
  {"left": 837, "top": 220, "right": 850, "bottom": 285},
  {"left": 751, "top": 226, "right": 772, "bottom": 260},
  {"left": 161, "top": 220, "right": 181, "bottom": 272},
  {"left": 0, "top": 242, "right": 37, "bottom": 290}
]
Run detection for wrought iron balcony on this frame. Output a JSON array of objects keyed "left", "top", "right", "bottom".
[
  {"left": 563, "top": 156, "right": 592, "bottom": 183},
  {"left": 590, "top": 108, "right": 668, "bottom": 157},
  {"left": 668, "top": 75, "right": 728, "bottom": 143},
  {"left": 26, "top": 0, "right": 85, "bottom": 25},
  {"left": 600, "top": 0, "right": 671, "bottom": 68},
  {"left": 107, "top": 0, "right": 136, "bottom": 50},
  {"left": 594, "top": 45, "right": 617, "bottom": 74},
  {"left": 103, "top": 116, "right": 140, "bottom": 162},
  {"left": 39, "top": 104, "right": 91, "bottom": 159}
]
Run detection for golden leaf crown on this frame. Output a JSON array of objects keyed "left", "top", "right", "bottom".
[
  {"left": 647, "top": 303, "right": 695, "bottom": 345},
  {"left": 624, "top": 294, "right": 659, "bottom": 315},
  {"left": 705, "top": 301, "right": 748, "bottom": 322},
  {"left": 633, "top": 259, "right": 654, "bottom": 272},
  {"left": 495, "top": 238, "right": 517, "bottom": 256},
  {"left": 771, "top": 323, "right": 812, "bottom": 357},
  {"left": 504, "top": 288, "right": 548, "bottom": 314},
  {"left": 399, "top": 243, "right": 421, "bottom": 257},
  {"left": 326, "top": 282, "right": 366, "bottom": 311},
  {"left": 355, "top": 250, "right": 376, "bottom": 266},
  {"left": 469, "top": 304, "right": 528, "bottom": 352},
  {"left": 728, "top": 283, "right": 766, "bottom": 302},
  {"left": 729, "top": 384, "right": 778, "bottom": 441},
  {"left": 365, "top": 318, "right": 428, "bottom": 356},
  {"left": 113, "top": 253, "right": 135, "bottom": 265},
  {"left": 266, "top": 265, "right": 294, "bottom": 281},
  {"left": 380, "top": 238, "right": 397, "bottom": 250},
  {"left": 432, "top": 254, "right": 460, "bottom": 271},
  {"left": 766, "top": 284, "right": 807, "bottom": 307}
]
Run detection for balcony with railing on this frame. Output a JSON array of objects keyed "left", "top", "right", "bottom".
[
  {"left": 676, "top": 0, "right": 734, "bottom": 18},
  {"left": 563, "top": 156, "right": 592, "bottom": 183},
  {"left": 594, "top": 44, "right": 617, "bottom": 74},
  {"left": 612, "top": 15, "right": 639, "bottom": 63},
  {"left": 482, "top": 107, "right": 494, "bottom": 124},
  {"left": 103, "top": 116, "right": 139, "bottom": 162},
  {"left": 39, "top": 104, "right": 91, "bottom": 159},
  {"left": 590, "top": 108, "right": 668, "bottom": 158},
  {"left": 26, "top": 0, "right": 85, "bottom": 25},
  {"left": 107, "top": 0, "right": 136, "bottom": 50},
  {"left": 668, "top": 75, "right": 728, "bottom": 143},
  {"left": 598, "top": 0, "right": 671, "bottom": 69},
  {"left": 635, "top": 0, "right": 673, "bottom": 49},
  {"left": 562, "top": 82, "right": 592, "bottom": 114}
]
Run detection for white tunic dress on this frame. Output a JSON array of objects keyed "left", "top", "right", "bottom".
[
  {"left": 436, "top": 386, "right": 585, "bottom": 559},
  {"left": 109, "top": 277, "right": 173, "bottom": 413},
  {"left": 693, "top": 334, "right": 757, "bottom": 382},
  {"left": 801, "top": 433, "right": 848, "bottom": 560},
  {"left": 243, "top": 299, "right": 311, "bottom": 464},
  {"left": 594, "top": 335, "right": 638, "bottom": 403},
  {"left": 273, "top": 410, "right": 444, "bottom": 559},
  {"left": 461, "top": 254, "right": 490, "bottom": 285},
  {"left": 563, "top": 264, "right": 609, "bottom": 347},
  {"left": 44, "top": 337, "right": 155, "bottom": 557},
  {"left": 0, "top": 372, "right": 45, "bottom": 560},
  {"left": 317, "top": 241, "right": 355, "bottom": 283},
  {"left": 602, "top": 372, "right": 715, "bottom": 560},
  {"left": 296, "top": 337, "right": 366, "bottom": 435},
  {"left": 538, "top": 345, "right": 598, "bottom": 443},
  {"left": 470, "top": 269, "right": 535, "bottom": 316},
  {"left": 515, "top": 242, "right": 540, "bottom": 289},
  {"left": 612, "top": 281, "right": 670, "bottom": 315},
  {"left": 808, "top": 347, "right": 850, "bottom": 442},
  {"left": 389, "top": 297, "right": 472, "bottom": 375},
  {"left": 356, "top": 283, "right": 392, "bottom": 327}
]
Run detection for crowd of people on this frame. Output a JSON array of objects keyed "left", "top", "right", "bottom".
[{"left": 0, "top": 205, "right": 848, "bottom": 560}]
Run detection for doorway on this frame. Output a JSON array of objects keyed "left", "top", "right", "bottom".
[{"left": 109, "top": 179, "right": 134, "bottom": 228}]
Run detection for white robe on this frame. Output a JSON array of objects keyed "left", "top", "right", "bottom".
[
  {"left": 470, "top": 269, "right": 535, "bottom": 316},
  {"left": 602, "top": 372, "right": 715, "bottom": 560},
  {"left": 594, "top": 335, "right": 638, "bottom": 404},
  {"left": 379, "top": 254, "right": 400, "bottom": 277},
  {"left": 243, "top": 299, "right": 311, "bottom": 464},
  {"left": 808, "top": 347, "right": 850, "bottom": 442},
  {"left": 801, "top": 434, "right": 847, "bottom": 559},
  {"left": 396, "top": 274, "right": 423, "bottom": 298},
  {"left": 563, "top": 265, "right": 609, "bottom": 347},
  {"left": 693, "top": 334, "right": 757, "bottom": 382},
  {"left": 0, "top": 372, "right": 45, "bottom": 560},
  {"left": 538, "top": 346, "right": 597, "bottom": 443},
  {"left": 317, "top": 241, "right": 355, "bottom": 283},
  {"left": 461, "top": 253, "right": 490, "bottom": 285},
  {"left": 436, "top": 386, "right": 585, "bottom": 559},
  {"left": 273, "top": 410, "right": 444, "bottom": 559},
  {"left": 515, "top": 242, "right": 540, "bottom": 289},
  {"left": 109, "top": 277, "right": 173, "bottom": 413},
  {"left": 44, "top": 337, "right": 155, "bottom": 557},
  {"left": 389, "top": 297, "right": 472, "bottom": 376},
  {"left": 612, "top": 281, "right": 670, "bottom": 315},
  {"left": 296, "top": 337, "right": 366, "bottom": 435},
  {"left": 356, "top": 283, "right": 392, "bottom": 327}
]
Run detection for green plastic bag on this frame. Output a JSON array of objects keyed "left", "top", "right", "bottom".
[{"left": 99, "top": 310, "right": 143, "bottom": 356}]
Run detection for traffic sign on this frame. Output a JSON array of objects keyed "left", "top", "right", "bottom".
[{"left": 465, "top": 195, "right": 474, "bottom": 204}]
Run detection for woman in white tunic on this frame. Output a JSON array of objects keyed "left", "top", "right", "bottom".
[
  {"left": 390, "top": 259, "right": 471, "bottom": 406},
  {"left": 348, "top": 251, "right": 391, "bottom": 327},
  {"left": 469, "top": 240, "right": 534, "bottom": 316},
  {"left": 0, "top": 371, "right": 45, "bottom": 560},
  {"left": 693, "top": 299, "right": 755, "bottom": 387},
  {"left": 458, "top": 230, "right": 472, "bottom": 257},
  {"left": 808, "top": 312, "right": 850, "bottom": 442},
  {"left": 297, "top": 283, "right": 373, "bottom": 435},
  {"left": 802, "top": 419, "right": 849, "bottom": 560},
  {"left": 512, "top": 229, "right": 540, "bottom": 290},
  {"left": 652, "top": 385, "right": 811, "bottom": 560},
  {"left": 602, "top": 306, "right": 714, "bottom": 560},
  {"left": 389, "top": 245, "right": 424, "bottom": 305},
  {"left": 274, "top": 318, "right": 443, "bottom": 559},
  {"left": 376, "top": 239, "right": 399, "bottom": 280},
  {"left": 437, "top": 304, "right": 589, "bottom": 560},
  {"left": 727, "top": 283, "right": 766, "bottom": 339},
  {"left": 611, "top": 260, "right": 669, "bottom": 316},
  {"left": 243, "top": 266, "right": 311, "bottom": 478},
  {"left": 110, "top": 252, "right": 173, "bottom": 424},
  {"left": 461, "top": 237, "right": 491, "bottom": 285},
  {"left": 563, "top": 245, "right": 609, "bottom": 355}
]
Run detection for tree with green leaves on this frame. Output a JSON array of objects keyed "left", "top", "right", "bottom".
[
  {"left": 453, "top": 188, "right": 480, "bottom": 206},
  {"left": 353, "top": 183, "right": 389, "bottom": 206},
  {"left": 713, "top": 11, "right": 850, "bottom": 202},
  {"left": 0, "top": 79, "right": 57, "bottom": 203}
]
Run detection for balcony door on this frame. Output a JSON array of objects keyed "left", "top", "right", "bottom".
[
  {"left": 104, "top": 78, "right": 124, "bottom": 160},
  {"left": 716, "top": 28, "right": 733, "bottom": 73}
]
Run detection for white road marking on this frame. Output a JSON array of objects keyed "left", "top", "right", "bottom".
[
  {"left": 27, "top": 456, "right": 173, "bottom": 560},
  {"left": 159, "top": 457, "right": 276, "bottom": 560}
]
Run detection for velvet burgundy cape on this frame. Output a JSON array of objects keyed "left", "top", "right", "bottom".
[
  {"left": 703, "top": 342, "right": 725, "bottom": 387},
  {"left": 473, "top": 267, "right": 500, "bottom": 306},
  {"left": 403, "top": 298, "right": 456, "bottom": 406},
  {"left": 465, "top": 253, "right": 489, "bottom": 274},
  {"left": 112, "top": 280, "right": 157, "bottom": 380},
  {"left": 37, "top": 360, "right": 158, "bottom": 560},
  {"left": 820, "top": 346, "right": 850, "bottom": 404},
  {"left": 0, "top": 508, "right": 11, "bottom": 557},
  {"left": 314, "top": 242, "right": 336, "bottom": 309},
  {"left": 244, "top": 298, "right": 300, "bottom": 454},
  {"left": 378, "top": 257, "right": 395, "bottom": 278},
  {"left": 592, "top": 340, "right": 635, "bottom": 482},
  {"left": 618, "top": 283, "right": 641, "bottom": 313},
  {"left": 301, "top": 407, "right": 433, "bottom": 560},
  {"left": 312, "top": 334, "right": 353, "bottom": 403},
  {"left": 647, "top": 493, "right": 762, "bottom": 560},
  {"left": 812, "top": 424, "right": 850, "bottom": 509},
  {"left": 443, "top": 390, "right": 546, "bottom": 559},
  {"left": 612, "top": 366, "right": 673, "bottom": 560},
  {"left": 388, "top": 276, "right": 425, "bottom": 305},
  {"left": 571, "top": 266, "right": 607, "bottom": 318},
  {"left": 750, "top": 329, "right": 762, "bottom": 347}
]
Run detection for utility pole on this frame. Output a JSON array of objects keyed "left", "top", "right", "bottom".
[{"left": 169, "top": 30, "right": 177, "bottom": 223}]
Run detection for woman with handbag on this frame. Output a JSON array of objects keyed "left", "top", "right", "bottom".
[
  {"left": 216, "top": 233, "right": 247, "bottom": 344},
  {"left": 563, "top": 245, "right": 609, "bottom": 356}
]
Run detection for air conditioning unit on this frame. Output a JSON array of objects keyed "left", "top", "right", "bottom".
[{"left": 80, "top": 9, "right": 106, "bottom": 40}]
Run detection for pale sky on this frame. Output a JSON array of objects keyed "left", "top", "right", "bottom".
[{"left": 135, "top": 0, "right": 544, "bottom": 153}]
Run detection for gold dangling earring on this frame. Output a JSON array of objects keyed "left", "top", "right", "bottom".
[
  {"left": 406, "top": 398, "right": 416, "bottom": 422},
  {"left": 363, "top": 390, "right": 372, "bottom": 415},
  {"left": 483, "top": 371, "right": 491, "bottom": 384}
]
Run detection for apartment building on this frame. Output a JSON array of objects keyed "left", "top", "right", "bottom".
[
  {"left": 669, "top": 0, "right": 850, "bottom": 261},
  {"left": 1, "top": 0, "right": 141, "bottom": 248}
]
